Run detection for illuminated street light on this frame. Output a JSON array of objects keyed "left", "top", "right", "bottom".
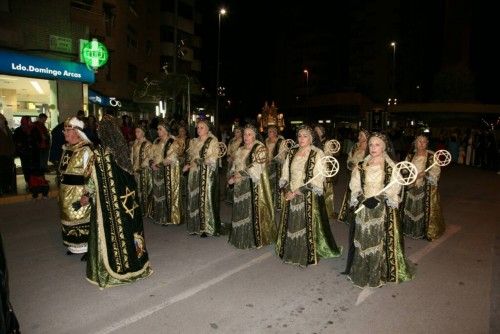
[
  {"left": 390, "top": 41, "right": 396, "bottom": 95},
  {"left": 303, "top": 68, "right": 309, "bottom": 113},
  {"left": 215, "top": 7, "right": 227, "bottom": 133}
]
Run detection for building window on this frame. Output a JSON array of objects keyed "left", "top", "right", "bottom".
[
  {"left": 145, "top": 40, "right": 152, "bottom": 57},
  {"left": 178, "top": 2, "right": 193, "bottom": 19},
  {"left": 103, "top": 3, "right": 116, "bottom": 36},
  {"left": 160, "top": 56, "right": 174, "bottom": 70},
  {"left": 160, "top": 25, "right": 174, "bottom": 42},
  {"left": 128, "top": 63, "right": 138, "bottom": 82},
  {"left": 160, "top": 0, "right": 174, "bottom": 12},
  {"left": 106, "top": 56, "right": 112, "bottom": 81},
  {"left": 128, "top": 0, "right": 138, "bottom": 16},
  {"left": 127, "top": 25, "right": 138, "bottom": 50},
  {"left": 0, "top": 0, "right": 11, "bottom": 12},
  {"left": 71, "top": 0, "right": 94, "bottom": 11}
]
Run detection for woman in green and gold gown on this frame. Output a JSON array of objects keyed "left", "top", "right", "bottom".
[
  {"left": 339, "top": 129, "right": 369, "bottom": 275},
  {"left": 227, "top": 125, "right": 275, "bottom": 249},
  {"left": 149, "top": 122, "right": 182, "bottom": 225},
  {"left": 265, "top": 125, "right": 286, "bottom": 213},
  {"left": 84, "top": 115, "right": 152, "bottom": 289},
  {"left": 275, "top": 125, "right": 341, "bottom": 267},
  {"left": 225, "top": 127, "right": 242, "bottom": 203},
  {"left": 183, "top": 119, "right": 221, "bottom": 237},
  {"left": 314, "top": 124, "right": 339, "bottom": 220},
  {"left": 130, "top": 126, "right": 152, "bottom": 217},
  {"left": 174, "top": 125, "right": 190, "bottom": 225},
  {"left": 348, "top": 133, "right": 413, "bottom": 288},
  {"left": 401, "top": 134, "right": 445, "bottom": 240}
]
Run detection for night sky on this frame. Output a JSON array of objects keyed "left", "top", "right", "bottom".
[{"left": 198, "top": 0, "right": 500, "bottom": 119}]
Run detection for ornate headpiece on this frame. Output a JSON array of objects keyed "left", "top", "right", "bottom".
[
  {"left": 157, "top": 121, "right": 170, "bottom": 133},
  {"left": 244, "top": 123, "right": 259, "bottom": 136},
  {"left": 368, "top": 132, "right": 388, "bottom": 150},
  {"left": 297, "top": 125, "right": 314, "bottom": 137},
  {"left": 98, "top": 115, "right": 133, "bottom": 174},
  {"left": 65, "top": 116, "right": 90, "bottom": 143}
]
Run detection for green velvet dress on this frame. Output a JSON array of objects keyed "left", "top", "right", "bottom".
[
  {"left": 348, "top": 155, "right": 413, "bottom": 288},
  {"left": 265, "top": 136, "right": 285, "bottom": 212},
  {"left": 186, "top": 135, "right": 221, "bottom": 236},
  {"left": 150, "top": 137, "right": 182, "bottom": 225},
  {"left": 401, "top": 151, "right": 445, "bottom": 240},
  {"left": 275, "top": 146, "right": 341, "bottom": 267}
]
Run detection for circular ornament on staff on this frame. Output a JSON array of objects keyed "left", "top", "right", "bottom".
[
  {"left": 254, "top": 145, "right": 269, "bottom": 164},
  {"left": 355, "top": 161, "right": 418, "bottom": 213},
  {"left": 324, "top": 139, "right": 341, "bottom": 155},
  {"left": 218, "top": 142, "right": 227, "bottom": 158},
  {"left": 424, "top": 149, "right": 451, "bottom": 172}
]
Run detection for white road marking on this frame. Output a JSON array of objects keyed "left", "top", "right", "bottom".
[
  {"left": 355, "top": 224, "right": 461, "bottom": 305},
  {"left": 95, "top": 252, "right": 273, "bottom": 334}
]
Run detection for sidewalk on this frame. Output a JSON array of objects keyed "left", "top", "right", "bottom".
[{"left": 0, "top": 172, "right": 59, "bottom": 205}]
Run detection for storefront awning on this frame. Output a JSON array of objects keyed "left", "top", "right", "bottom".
[{"left": 0, "top": 49, "right": 95, "bottom": 83}]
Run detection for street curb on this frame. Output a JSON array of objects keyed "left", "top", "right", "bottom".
[{"left": 0, "top": 189, "right": 59, "bottom": 205}]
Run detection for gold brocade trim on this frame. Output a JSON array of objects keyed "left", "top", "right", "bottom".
[
  {"left": 305, "top": 150, "right": 317, "bottom": 265},
  {"left": 96, "top": 148, "right": 129, "bottom": 272},
  {"left": 93, "top": 177, "right": 152, "bottom": 282}
]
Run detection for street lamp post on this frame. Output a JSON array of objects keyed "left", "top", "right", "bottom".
[
  {"left": 390, "top": 41, "right": 396, "bottom": 96},
  {"left": 215, "top": 7, "right": 226, "bottom": 134},
  {"left": 303, "top": 69, "right": 309, "bottom": 113}
]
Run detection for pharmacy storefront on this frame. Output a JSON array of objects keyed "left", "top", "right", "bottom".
[{"left": 0, "top": 49, "right": 95, "bottom": 130}]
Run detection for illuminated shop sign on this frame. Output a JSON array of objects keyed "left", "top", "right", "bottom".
[
  {"left": 89, "top": 90, "right": 121, "bottom": 108},
  {"left": 80, "top": 39, "right": 108, "bottom": 71},
  {"left": 0, "top": 49, "right": 95, "bottom": 83}
]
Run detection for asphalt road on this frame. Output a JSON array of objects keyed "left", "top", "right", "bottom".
[{"left": 1, "top": 163, "right": 499, "bottom": 334}]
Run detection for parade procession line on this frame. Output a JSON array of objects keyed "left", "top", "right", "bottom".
[
  {"left": 94, "top": 252, "right": 273, "bottom": 334},
  {"left": 355, "top": 224, "right": 461, "bottom": 306}
]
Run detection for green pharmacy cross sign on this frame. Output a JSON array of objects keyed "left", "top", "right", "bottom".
[{"left": 81, "top": 39, "right": 108, "bottom": 71}]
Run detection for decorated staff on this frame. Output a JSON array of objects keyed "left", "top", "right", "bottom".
[
  {"left": 354, "top": 160, "right": 417, "bottom": 213},
  {"left": 424, "top": 149, "right": 451, "bottom": 172},
  {"left": 275, "top": 125, "right": 341, "bottom": 267},
  {"left": 272, "top": 139, "right": 296, "bottom": 159},
  {"left": 401, "top": 135, "right": 447, "bottom": 241},
  {"left": 287, "top": 155, "right": 339, "bottom": 196},
  {"left": 227, "top": 125, "right": 276, "bottom": 249},
  {"left": 314, "top": 125, "right": 341, "bottom": 220},
  {"left": 348, "top": 132, "right": 413, "bottom": 288},
  {"left": 323, "top": 139, "right": 341, "bottom": 155}
]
